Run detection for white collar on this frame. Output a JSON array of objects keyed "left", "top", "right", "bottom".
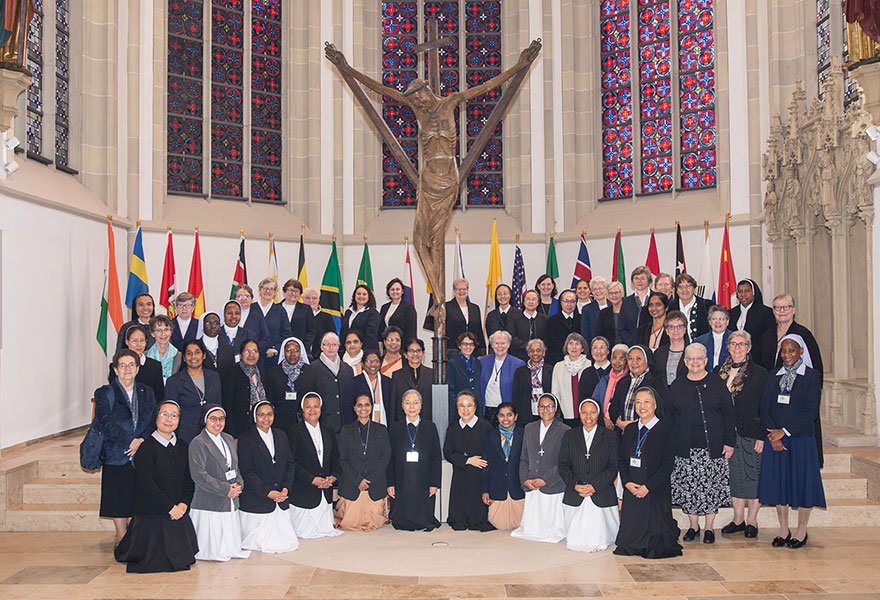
[
  {"left": 139, "top": 353, "right": 146, "bottom": 366},
  {"left": 459, "top": 416, "right": 478, "bottom": 428},
  {"left": 406, "top": 417, "right": 421, "bottom": 427},
  {"left": 311, "top": 306, "right": 321, "bottom": 316},
  {"left": 635, "top": 289, "right": 649, "bottom": 300},
  {"left": 540, "top": 420, "right": 552, "bottom": 432},
  {"left": 682, "top": 297, "right": 696, "bottom": 311},
  {"left": 712, "top": 330, "right": 725, "bottom": 339},
  {"left": 151, "top": 430, "right": 177, "bottom": 446},
  {"left": 639, "top": 416, "right": 660, "bottom": 430},
  {"left": 562, "top": 310, "right": 574, "bottom": 318},
  {"left": 223, "top": 324, "right": 238, "bottom": 337},
  {"left": 523, "top": 309, "right": 537, "bottom": 318},
  {"left": 776, "top": 363, "right": 807, "bottom": 376},
  {"left": 596, "top": 301, "right": 608, "bottom": 309},
  {"left": 740, "top": 301, "right": 752, "bottom": 311},
  {"left": 305, "top": 420, "right": 321, "bottom": 433},
  {"left": 498, "top": 306, "right": 510, "bottom": 314},
  {"left": 351, "top": 305, "right": 367, "bottom": 316},
  {"left": 177, "top": 316, "right": 191, "bottom": 326},
  {"left": 593, "top": 360, "right": 610, "bottom": 369}
]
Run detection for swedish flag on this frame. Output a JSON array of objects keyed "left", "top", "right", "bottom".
[{"left": 125, "top": 227, "right": 149, "bottom": 308}]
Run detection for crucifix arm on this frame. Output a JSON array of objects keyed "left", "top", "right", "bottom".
[
  {"left": 324, "top": 42, "right": 409, "bottom": 104},
  {"left": 459, "top": 39, "right": 541, "bottom": 102}
]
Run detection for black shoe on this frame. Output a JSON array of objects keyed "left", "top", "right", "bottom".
[
  {"left": 703, "top": 530, "right": 715, "bottom": 544},
  {"left": 788, "top": 533, "right": 808, "bottom": 549},
  {"left": 771, "top": 530, "right": 791, "bottom": 547},
  {"left": 721, "top": 521, "right": 745, "bottom": 534},
  {"left": 682, "top": 527, "right": 700, "bottom": 541},
  {"left": 744, "top": 524, "right": 758, "bottom": 538}
]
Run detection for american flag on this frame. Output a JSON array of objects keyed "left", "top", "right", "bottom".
[
  {"left": 571, "top": 233, "right": 593, "bottom": 289},
  {"left": 511, "top": 244, "right": 526, "bottom": 309}
]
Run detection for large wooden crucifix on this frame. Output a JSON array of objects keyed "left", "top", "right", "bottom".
[{"left": 325, "top": 23, "right": 541, "bottom": 343}]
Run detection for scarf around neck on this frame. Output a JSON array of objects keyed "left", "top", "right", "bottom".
[{"left": 779, "top": 357, "right": 803, "bottom": 394}]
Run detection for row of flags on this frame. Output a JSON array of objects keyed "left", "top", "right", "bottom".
[{"left": 98, "top": 218, "right": 737, "bottom": 353}]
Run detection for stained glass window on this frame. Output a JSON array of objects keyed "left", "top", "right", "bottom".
[
  {"left": 637, "top": 0, "right": 673, "bottom": 195},
  {"left": 464, "top": 0, "right": 503, "bottom": 206},
  {"left": 817, "top": 0, "right": 831, "bottom": 97},
  {"left": 167, "top": 0, "right": 204, "bottom": 194},
  {"left": 55, "top": 0, "right": 71, "bottom": 169},
  {"left": 678, "top": 0, "right": 716, "bottom": 189},
  {"left": 600, "top": 0, "right": 634, "bottom": 199},
  {"left": 251, "top": 0, "right": 282, "bottom": 202},
  {"left": 210, "top": 0, "right": 244, "bottom": 198},
  {"left": 381, "top": 1, "right": 419, "bottom": 207},
  {"left": 841, "top": 0, "right": 859, "bottom": 107},
  {"left": 26, "top": 0, "right": 44, "bottom": 157}
]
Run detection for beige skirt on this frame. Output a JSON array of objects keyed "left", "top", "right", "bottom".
[
  {"left": 335, "top": 490, "right": 388, "bottom": 531},
  {"left": 487, "top": 493, "right": 525, "bottom": 531}
]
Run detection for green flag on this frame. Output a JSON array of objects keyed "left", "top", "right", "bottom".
[
  {"left": 356, "top": 241, "right": 373, "bottom": 291},
  {"left": 613, "top": 229, "right": 627, "bottom": 295},
  {"left": 546, "top": 235, "right": 559, "bottom": 279},
  {"left": 96, "top": 272, "right": 110, "bottom": 354},
  {"left": 320, "top": 240, "right": 343, "bottom": 334}
]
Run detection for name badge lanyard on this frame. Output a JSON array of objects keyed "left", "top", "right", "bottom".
[
  {"left": 407, "top": 421, "right": 420, "bottom": 451},
  {"left": 634, "top": 426, "right": 651, "bottom": 458},
  {"left": 492, "top": 362, "right": 502, "bottom": 386},
  {"left": 219, "top": 438, "right": 231, "bottom": 469},
  {"left": 361, "top": 421, "right": 371, "bottom": 456}
]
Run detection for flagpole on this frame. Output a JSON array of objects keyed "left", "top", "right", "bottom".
[{"left": 704, "top": 220, "right": 709, "bottom": 242}]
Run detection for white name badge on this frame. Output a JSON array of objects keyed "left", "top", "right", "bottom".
[
  {"left": 531, "top": 389, "right": 542, "bottom": 415},
  {"left": 285, "top": 391, "right": 297, "bottom": 401},
  {"left": 629, "top": 457, "right": 642, "bottom": 468},
  {"left": 225, "top": 469, "right": 237, "bottom": 481},
  {"left": 406, "top": 451, "right": 420, "bottom": 463},
  {"left": 234, "top": 354, "right": 241, "bottom": 363},
  {"left": 777, "top": 394, "right": 791, "bottom": 405}
]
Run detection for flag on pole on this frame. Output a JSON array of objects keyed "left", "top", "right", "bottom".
[
  {"left": 696, "top": 227, "right": 715, "bottom": 301},
  {"left": 97, "top": 219, "right": 124, "bottom": 354},
  {"left": 357, "top": 238, "right": 374, "bottom": 291},
  {"left": 571, "top": 232, "right": 593, "bottom": 289},
  {"left": 230, "top": 232, "right": 247, "bottom": 299},
  {"left": 546, "top": 234, "right": 559, "bottom": 280},
  {"left": 717, "top": 215, "right": 737, "bottom": 308},
  {"left": 320, "top": 239, "right": 343, "bottom": 334},
  {"left": 452, "top": 227, "right": 465, "bottom": 281},
  {"left": 159, "top": 228, "right": 177, "bottom": 317},
  {"left": 188, "top": 228, "right": 206, "bottom": 318},
  {"left": 511, "top": 243, "right": 526, "bottom": 310},
  {"left": 645, "top": 229, "right": 660, "bottom": 276},
  {"left": 297, "top": 232, "right": 308, "bottom": 290},
  {"left": 486, "top": 219, "right": 502, "bottom": 301},
  {"left": 268, "top": 233, "right": 279, "bottom": 301},
  {"left": 403, "top": 237, "right": 415, "bottom": 305},
  {"left": 124, "top": 226, "right": 149, "bottom": 308},
  {"left": 612, "top": 228, "right": 627, "bottom": 295},
  {"left": 675, "top": 222, "right": 687, "bottom": 276}
]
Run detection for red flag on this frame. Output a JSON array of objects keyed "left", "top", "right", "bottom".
[
  {"left": 717, "top": 215, "right": 737, "bottom": 308},
  {"left": 645, "top": 229, "right": 660, "bottom": 276},
  {"left": 160, "top": 228, "right": 177, "bottom": 317},
  {"left": 188, "top": 229, "right": 206, "bottom": 318},
  {"left": 105, "top": 219, "right": 124, "bottom": 331}
]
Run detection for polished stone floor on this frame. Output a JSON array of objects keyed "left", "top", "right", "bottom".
[{"left": 1, "top": 526, "right": 879, "bottom": 599}]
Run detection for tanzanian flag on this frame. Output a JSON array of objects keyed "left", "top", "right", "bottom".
[
  {"left": 124, "top": 226, "right": 149, "bottom": 309},
  {"left": 320, "top": 240, "right": 343, "bottom": 334},
  {"left": 357, "top": 240, "right": 373, "bottom": 291}
]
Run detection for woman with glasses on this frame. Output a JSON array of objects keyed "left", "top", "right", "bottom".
[
  {"left": 197, "top": 311, "right": 235, "bottom": 376},
  {"left": 694, "top": 305, "right": 732, "bottom": 371},
  {"left": 342, "top": 330, "right": 365, "bottom": 376},
  {"left": 97, "top": 349, "right": 157, "bottom": 544},
  {"left": 170, "top": 292, "right": 199, "bottom": 351},
  {"left": 115, "top": 400, "right": 198, "bottom": 572},
  {"left": 652, "top": 311, "right": 689, "bottom": 388},
  {"left": 146, "top": 315, "right": 181, "bottom": 382},
  {"left": 188, "top": 404, "right": 249, "bottom": 561},
  {"left": 595, "top": 281, "right": 627, "bottom": 346},
  {"left": 669, "top": 273, "right": 711, "bottom": 341},
  {"left": 221, "top": 339, "right": 267, "bottom": 438},
  {"left": 443, "top": 278, "right": 486, "bottom": 359},
  {"left": 668, "top": 343, "right": 736, "bottom": 544},
  {"left": 233, "top": 284, "right": 272, "bottom": 360},
  {"left": 219, "top": 300, "right": 257, "bottom": 361},
  {"left": 265, "top": 337, "right": 316, "bottom": 432},
  {"left": 110, "top": 325, "right": 165, "bottom": 401},
  {"left": 165, "top": 339, "right": 221, "bottom": 443},
  {"left": 380, "top": 326, "right": 405, "bottom": 377},
  {"left": 447, "top": 332, "right": 482, "bottom": 421},
  {"left": 390, "top": 339, "right": 434, "bottom": 423},
  {"left": 444, "top": 390, "right": 493, "bottom": 531},
  {"left": 714, "top": 330, "right": 768, "bottom": 539},
  {"left": 311, "top": 332, "right": 354, "bottom": 435},
  {"left": 254, "top": 277, "right": 292, "bottom": 366}
]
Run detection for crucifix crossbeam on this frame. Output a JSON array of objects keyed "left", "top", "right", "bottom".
[{"left": 413, "top": 19, "right": 454, "bottom": 95}]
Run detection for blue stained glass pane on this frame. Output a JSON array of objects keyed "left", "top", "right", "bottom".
[
  {"left": 601, "top": 0, "right": 633, "bottom": 199},
  {"left": 251, "top": 0, "right": 282, "bottom": 202},
  {"left": 168, "top": 0, "right": 204, "bottom": 194}
]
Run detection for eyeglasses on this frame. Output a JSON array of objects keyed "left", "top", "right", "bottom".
[
  {"left": 684, "top": 356, "right": 707, "bottom": 362},
  {"left": 729, "top": 341, "right": 750, "bottom": 348},
  {"left": 406, "top": 348, "right": 424, "bottom": 354},
  {"left": 117, "top": 363, "right": 138, "bottom": 370},
  {"left": 234, "top": 295, "right": 250, "bottom": 301},
  {"left": 322, "top": 342, "right": 339, "bottom": 348},
  {"left": 538, "top": 404, "right": 556, "bottom": 410},
  {"left": 666, "top": 324, "right": 685, "bottom": 330},
  {"left": 773, "top": 305, "right": 794, "bottom": 311},
  {"left": 242, "top": 348, "right": 260, "bottom": 355},
  {"left": 255, "top": 412, "right": 274, "bottom": 418},
  {"left": 177, "top": 302, "right": 194, "bottom": 309},
  {"left": 206, "top": 415, "right": 226, "bottom": 422},
  {"left": 459, "top": 341, "right": 475, "bottom": 347},
  {"left": 158, "top": 412, "right": 180, "bottom": 419}
]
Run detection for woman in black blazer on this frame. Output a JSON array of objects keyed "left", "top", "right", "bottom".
[
  {"left": 221, "top": 339, "right": 267, "bottom": 438},
  {"left": 727, "top": 278, "right": 774, "bottom": 348},
  {"left": 237, "top": 400, "right": 299, "bottom": 553},
  {"left": 116, "top": 292, "right": 155, "bottom": 351},
  {"left": 390, "top": 338, "right": 434, "bottom": 423},
  {"left": 485, "top": 284, "right": 529, "bottom": 360},
  {"left": 447, "top": 332, "right": 483, "bottom": 422},
  {"left": 481, "top": 402, "right": 525, "bottom": 530},
  {"left": 609, "top": 345, "right": 667, "bottom": 433},
  {"left": 197, "top": 311, "right": 235, "bottom": 376},
  {"left": 264, "top": 337, "right": 317, "bottom": 432},
  {"left": 110, "top": 325, "right": 165, "bottom": 401},
  {"left": 164, "top": 339, "right": 221, "bottom": 443},
  {"left": 287, "top": 392, "right": 343, "bottom": 538},
  {"left": 713, "top": 330, "right": 768, "bottom": 539},
  {"left": 511, "top": 339, "right": 553, "bottom": 426},
  {"left": 341, "top": 284, "right": 382, "bottom": 351},
  {"left": 444, "top": 278, "right": 486, "bottom": 358},
  {"left": 343, "top": 350, "right": 393, "bottom": 425},
  {"left": 336, "top": 392, "right": 392, "bottom": 531},
  {"left": 559, "top": 398, "right": 620, "bottom": 552},
  {"left": 380, "top": 278, "right": 418, "bottom": 348},
  {"left": 254, "top": 277, "right": 293, "bottom": 367}
]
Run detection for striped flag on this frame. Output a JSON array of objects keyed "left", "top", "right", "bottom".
[
  {"left": 159, "top": 228, "right": 177, "bottom": 317},
  {"left": 571, "top": 232, "right": 593, "bottom": 289},
  {"left": 646, "top": 229, "right": 660, "bottom": 276},
  {"left": 297, "top": 232, "right": 308, "bottom": 290},
  {"left": 357, "top": 239, "right": 374, "bottom": 291},
  {"left": 403, "top": 237, "right": 415, "bottom": 305},
  {"left": 230, "top": 232, "right": 247, "bottom": 299},
  {"left": 511, "top": 243, "right": 526, "bottom": 310},
  {"left": 675, "top": 222, "right": 687, "bottom": 276},
  {"left": 188, "top": 229, "right": 206, "bottom": 318},
  {"left": 612, "top": 228, "right": 627, "bottom": 295},
  {"left": 320, "top": 239, "right": 343, "bottom": 334},
  {"left": 124, "top": 226, "right": 149, "bottom": 308},
  {"left": 268, "top": 233, "right": 279, "bottom": 302},
  {"left": 97, "top": 220, "right": 124, "bottom": 354},
  {"left": 717, "top": 215, "right": 736, "bottom": 308}
]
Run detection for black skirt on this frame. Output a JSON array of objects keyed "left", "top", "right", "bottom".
[
  {"left": 115, "top": 514, "right": 199, "bottom": 573},
  {"left": 100, "top": 463, "right": 137, "bottom": 518}
]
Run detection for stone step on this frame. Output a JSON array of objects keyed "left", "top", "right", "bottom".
[
  {"left": 5, "top": 504, "right": 114, "bottom": 532},
  {"left": 673, "top": 498, "right": 880, "bottom": 529},
  {"left": 821, "top": 472, "right": 868, "bottom": 499},
  {"left": 822, "top": 425, "right": 879, "bottom": 448},
  {"left": 821, "top": 452, "right": 852, "bottom": 474},
  {"left": 37, "top": 459, "right": 101, "bottom": 480},
  {"left": 22, "top": 478, "right": 101, "bottom": 505}
]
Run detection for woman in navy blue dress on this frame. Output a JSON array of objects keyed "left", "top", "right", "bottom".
[{"left": 757, "top": 334, "right": 825, "bottom": 549}]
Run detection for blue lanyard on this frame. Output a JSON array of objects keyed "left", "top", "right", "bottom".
[
  {"left": 635, "top": 426, "right": 651, "bottom": 457},
  {"left": 406, "top": 421, "right": 420, "bottom": 449}
]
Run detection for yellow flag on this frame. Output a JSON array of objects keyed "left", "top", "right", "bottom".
[{"left": 486, "top": 219, "right": 502, "bottom": 299}]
